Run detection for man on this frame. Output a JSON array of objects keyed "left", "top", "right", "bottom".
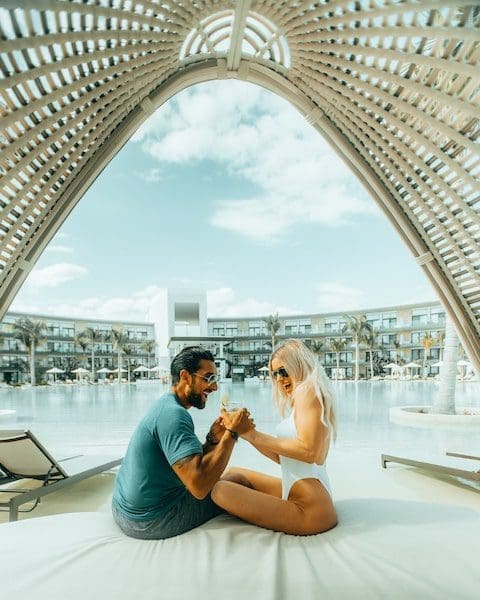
[{"left": 112, "top": 346, "right": 253, "bottom": 539}]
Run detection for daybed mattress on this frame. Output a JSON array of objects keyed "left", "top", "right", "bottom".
[{"left": 1, "top": 498, "right": 479, "bottom": 599}]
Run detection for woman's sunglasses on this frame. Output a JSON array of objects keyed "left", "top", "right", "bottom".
[{"left": 271, "top": 367, "right": 289, "bottom": 379}]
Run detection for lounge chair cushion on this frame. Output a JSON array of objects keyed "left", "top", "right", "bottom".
[{"left": 0, "top": 498, "right": 479, "bottom": 599}]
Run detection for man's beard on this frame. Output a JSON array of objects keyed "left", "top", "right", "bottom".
[{"left": 187, "top": 390, "right": 205, "bottom": 409}]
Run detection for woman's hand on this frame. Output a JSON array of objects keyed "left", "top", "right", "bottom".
[{"left": 221, "top": 408, "right": 255, "bottom": 436}]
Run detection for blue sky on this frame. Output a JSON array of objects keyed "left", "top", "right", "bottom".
[{"left": 11, "top": 80, "right": 436, "bottom": 322}]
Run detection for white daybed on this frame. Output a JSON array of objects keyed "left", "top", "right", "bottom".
[{"left": 0, "top": 497, "right": 479, "bottom": 599}]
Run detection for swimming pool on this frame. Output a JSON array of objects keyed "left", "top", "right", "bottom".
[{"left": 0, "top": 381, "right": 478, "bottom": 462}]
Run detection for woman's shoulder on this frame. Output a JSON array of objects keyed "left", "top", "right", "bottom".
[{"left": 293, "top": 381, "right": 322, "bottom": 410}]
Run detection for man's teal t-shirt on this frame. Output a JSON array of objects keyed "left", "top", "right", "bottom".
[{"left": 113, "top": 392, "right": 203, "bottom": 520}]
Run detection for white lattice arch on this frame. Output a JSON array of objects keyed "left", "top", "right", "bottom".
[{"left": 0, "top": 1, "right": 479, "bottom": 371}]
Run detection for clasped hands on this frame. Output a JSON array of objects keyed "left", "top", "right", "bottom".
[{"left": 208, "top": 408, "right": 255, "bottom": 443}]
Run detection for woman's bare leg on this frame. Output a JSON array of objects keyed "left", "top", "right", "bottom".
[
  {"left": 220, "top": 467, "right": 282, "bottom": 497},
  {"left": 211, "top": 478, "right": 337, "bottom": 535}
]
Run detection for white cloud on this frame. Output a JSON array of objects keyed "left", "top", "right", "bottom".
[
  {"left": 45, "top": 245, "right": 73, "bottom": 254},
  {"left": 135, "top": 81, "right": 377, "bottom": 241},
  {"left": 12, "top": 284, "right": 300, "bottom": 323},
  {"left": 23, "top": 263, "right": 87, "bottom": 289},
  {"left": 314, "top": 282, "right": 366, "bottom": 313},
  {"left": 207, "top": 287, "right": 299, "bottom": 318}
]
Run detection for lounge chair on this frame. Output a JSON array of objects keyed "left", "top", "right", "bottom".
[
  {"left": 0, "top": 429, "right": 122, "bottom": 521},
  {"left": 381, "top": 451, "right": 480, "bottom": 484}
]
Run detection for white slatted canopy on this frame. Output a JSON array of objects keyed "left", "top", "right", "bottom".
[{"left": 0, "top": 0, "right": 479, "bottom": 371}]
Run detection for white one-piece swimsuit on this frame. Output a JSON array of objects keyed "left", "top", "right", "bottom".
[{"left": 276, "top": 410, "right": 332, "bottom": 501}]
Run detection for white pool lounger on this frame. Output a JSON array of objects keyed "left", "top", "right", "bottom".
[
  {"left": 0, "top": 429, "right": 122, "bottom": 521},
  {"left": 0, "top": 499, "right": 479, "bottom": 599},
  {"left": 381, "top": 452, "right": 480, "bottom": 484}
]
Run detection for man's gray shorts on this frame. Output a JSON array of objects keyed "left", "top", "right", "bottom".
[{"left": 112, "top": 495, "right": 224, "bottom": 540}]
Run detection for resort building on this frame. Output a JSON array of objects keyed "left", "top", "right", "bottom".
[
  {"left": 1, "top": 299, "right": 467, "bottom": 383},
  {"left": 171, "top": 299, "right": 451, "bottom": 380},
  {"left": 0, "top": 312, "right": 156, "bottom": 384}
]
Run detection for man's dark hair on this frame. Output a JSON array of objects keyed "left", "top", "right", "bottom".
[{"left": 170, "top": 346, "right": 215, "bottom": 384}]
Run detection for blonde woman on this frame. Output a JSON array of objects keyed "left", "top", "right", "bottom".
[{"left": 211, "top": 339, "right": 337, "bottom": 535}]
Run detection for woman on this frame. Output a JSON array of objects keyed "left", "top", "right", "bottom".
[{"left": 211, "top": 339, "right": 337, "bottom": 535}]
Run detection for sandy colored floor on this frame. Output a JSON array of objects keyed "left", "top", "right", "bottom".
[{"left": 1, "top": 450, "right": 478, "bottom": 526}]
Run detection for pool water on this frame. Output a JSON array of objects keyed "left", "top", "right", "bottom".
[{"left": 0, "top": 381, "right": 478, "bottom": 462}]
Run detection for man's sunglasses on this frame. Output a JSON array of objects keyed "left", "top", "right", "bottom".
[
  {"left": 271, "top": 367, "right": 289, "bottom": 379},
  {"left": 193, "top": 372, "right": 220, "bottom": 385}
]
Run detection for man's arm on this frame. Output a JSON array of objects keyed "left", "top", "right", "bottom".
[
  {"left": 172, "top": 410, "right": 253, "bottom": 499},
  {"left": 173, "top": 430, "right": 237, "bottom": 499}
]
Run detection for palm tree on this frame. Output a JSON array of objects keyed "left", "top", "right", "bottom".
[
  {"left": 432, "top": 315, "right": 457, "bottom": 414},
  {"left": 263, "top": 313, "right": 281, "bottom": 351},
  {"left": 328, "top": 338, "right": 348, "bottom": 380},
  {"left": 75, "top": 334, "right": 89, "bottom": 368},
  {"left": 12, "top": 318, "right": 47, "bottom": 385},
  {"left": 141, "top": 339, "right": 156, "bottom": 371},
  {"left": 421, "top": 332, "right": 435, "bottom": 378},
  {"left": 109, "top": 328, "right": 129, "bottom": 383},
  {"left": 77, "top": 327, "right": 103, "bottom": 382},
  {"left": 436, "top": 331, "right": 445, "bottom": 361},
  {"left": 310, "top": 339, "right": 325, "bottom": 356},
  {"left": 342, "top": 315, "right": 372, "bottom": 380},
  {"left": 363, "top": 328, "right": 380, "bottom": 380},
  {"left": 122, "top": 344, "right": 134, "bottom": 383}
]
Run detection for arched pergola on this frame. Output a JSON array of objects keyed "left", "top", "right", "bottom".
[{"left": 0, "top": 1, "right": 479, "bottom": 371}]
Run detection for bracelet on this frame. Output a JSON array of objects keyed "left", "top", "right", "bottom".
[
  {"left": 205, "top": 432, "right": 219, "bottom": 445},
  {"left": 225, "top": 428, "right": 239, "bottom": 441}
]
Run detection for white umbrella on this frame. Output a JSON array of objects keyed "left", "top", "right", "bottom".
[
  {"left": 404, "top": 362, "right": 421, "bottom": 368},
  {"left": 46, "top": 367, "right": 65, "bottom": 382},
  {"left": 457, "top": 359, "right": 471, "bottom": 367},
  {"left": 96, "top": 367, "right": 111, "bottom": 373},
  {"left": 385, "top": 363, "right": 399, "bottom": 369},
  {"left": 71, "top": 366, "right": 89, "bottom": 381},
  {"left": 257, "top": 366, "right": 269, "bottom": 372},
  {"left": 133, "top": 365, "right": 149, "bottom": 373},
  {"left": 111, "top": 367, "right": 128, "bottom": 373},
  {"left": 149, "top": 366, "right": 168, "bottom": 372}
]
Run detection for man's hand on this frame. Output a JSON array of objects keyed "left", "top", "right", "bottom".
[
  {"left": 221, "top": 408, "right": 255, "bottom": 436},
  {"left": 206, "top": 416, "right": 225, "bottom": 445}
]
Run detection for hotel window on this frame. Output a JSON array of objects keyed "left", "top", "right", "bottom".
[
  {"left": 411, "top": 332, "right": 423, "bottom": 344},
  {"left": 324, "top": 319, "right": 339, "bottom": 332},
  {"left": 323, "top": 353, "right": 333, "bottom": 364},
  {"left": 62, "top": 327, "right": 74, "bottom": 337},
  {"left": 411, "top": 349, "right": 423, "bottom": 360},
  {"left": 47, "top": 325, "right": 60, "bottom": 336},
  {"left": 7, "top": 339, "right": 21, "bottom": 351},
  {"left": 213, "top": 327, "right": 225, "bottom": 336},
  {"left": 249, "top": 323, "right": 262, "bottom": 336},
  {"left": 285, "top": 320, "right": 298, "bottom": 335},
  {"left": 382, "top": 313, "right": 396, "bottom": 328},
  {"left": 430, "top": 307, "right": 445, "bottom": 323},
  {"left": 226, "top": 324, "right": 238, "bottom": 336},
  {"left": 412, "top": 310, "right": 428, "bottom": 325},
  {"left": 298, "top": 320, "right": 311, "bottom": 334},
  {"left": 366, "top": 314, "right": 381, "bottom": 328},
  {"left": 381, "top": 334, "right": 396, "bottom": 345}
]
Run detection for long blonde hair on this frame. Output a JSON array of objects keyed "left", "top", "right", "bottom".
[{"left": 269, "top": 339, "right": 337, "bottom": 441}]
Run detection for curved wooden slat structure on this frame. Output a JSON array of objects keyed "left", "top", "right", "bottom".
[{"left": 0, "top": 0, "right": 479, "bottom": 370}]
